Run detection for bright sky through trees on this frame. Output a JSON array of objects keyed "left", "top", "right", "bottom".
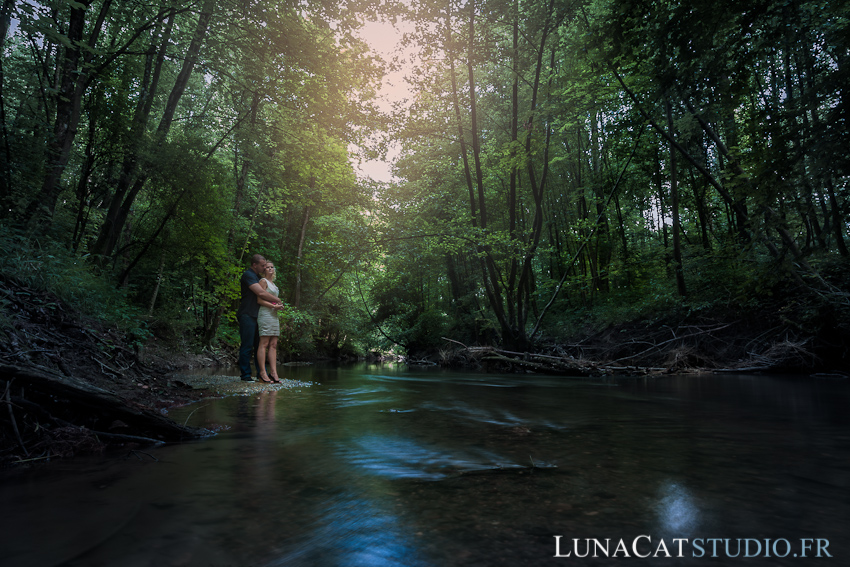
[{"left": 352, "top": 17, "right": 417, "bottom": 182}]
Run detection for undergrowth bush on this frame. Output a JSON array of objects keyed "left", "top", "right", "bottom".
[
  {"left": 0, "top": 224, "right": 151, "bottom": 345},
  {"left": 549, "top": 279, "right": 680, "bottom": 339},
  {"left": 545, "top": 243, "right": 824, "bottom": 342},
  {"left": 279, "top": 304, "right": 319, "bottom": 358}
]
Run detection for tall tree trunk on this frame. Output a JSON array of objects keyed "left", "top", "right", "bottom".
[
  {"left": 590, "top": 109, "right": 611, "bottom": 293},
  {"left": 24, "top": 0, "right": 119, "bottom": 227},
  {"left": 783, "top": 31, "right": 824, "bottom": 251},
  {"left": 91, "top": 0, "right": 213, "bottom": 259},
  {"left": 71, "top": 97, "right": 100, "bottom": 251},
  {"left": 447, "top": 60, "right": 476, "bottom": 227},
  {"left": 90, "top": 4, "right": 175, "bottom": 259},
  {"left": 464, "top": 0, "right": 508, "bottom": 342},
  {"left": 797, "top": 38, "right": 848, "bottom": 257},
  {"left": 665, "top": 98, "right": 686, "bottom": 297},
  {"left": 0, "top": 55, "right": 10, "bottom": 206},
  {"left": 826, "top": 178, "right": 848, "bottom": 257},
  {"left": 614, "top": 192, "right": 631, "bottom": 285},
  {"left": 444, "top": 1, "right": 477, "bottom": 228},
  {"left": 690, "top": 169, "right": 712, "bottom": 251},
  {"left": 0, "top": 0, "right": 13, "bottom": 44},
  {"left": 148, "top": 247, "right": 167, "bottom": 316},
  {"left": 506, "top": 0, "right": 519, "bottom": 327},
  {"left": 515, "top": 8, "right": 556, "bottom": 340},
  {"left": 0, "top": 0, "right": 13, "bottom": 204},
  {"left": 294, "top": 206, "right": 311, "bottom": 309},
  {"left": 24, "top": 1, "right": 94, "bottom": 224},
  {"left": 655, "top": 153, "right": 668, "bottom": 249},
  {"left": 467, "top": 1, "right": 487, "bottom": 229}
]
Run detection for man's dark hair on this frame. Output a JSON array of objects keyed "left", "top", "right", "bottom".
[{"left": 250, "top": 254, "right": 266, "bottom": 266}]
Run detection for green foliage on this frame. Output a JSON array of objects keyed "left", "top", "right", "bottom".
[
  {"left": 1, "top": 0, "right": 846, "bottom": 361},
  {"left": 0, "top": 225, "right": 151, "bottom": 346},
  {"left": 277, "top": 304, "right": 319, "bottom": 358},
  {"left": 0, "top": 0, "right": 386, "bottom": 357}
]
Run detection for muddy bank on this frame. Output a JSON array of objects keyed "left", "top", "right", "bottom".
[
  {"left": 0, "top": 276, "right": 212, "bottom": 466},
  {"left": 0, "top": 272, "right": 322, "bottom": 467},
  {"left": 565, "top": 300, "right": 850, "bottom": 374}
]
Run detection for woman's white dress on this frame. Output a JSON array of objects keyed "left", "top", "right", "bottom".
[{"left": 257, "top": 278, "right": 280, "bottom": 336}]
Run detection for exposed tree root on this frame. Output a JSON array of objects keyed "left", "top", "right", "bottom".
[{"left": 1, "top": 364, "right": 209, "bottom": 466}]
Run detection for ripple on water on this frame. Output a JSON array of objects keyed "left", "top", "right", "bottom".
[
  {"left": 364, "top": 373, "right": 519, "bottom": 388},
  {"left": 328, "top": 385, "right": 399, "bottom": 408},
  {"left": 335, "top": 434, "right": 541, "bottom": 480},
  {"left": 420, "top": 399, "right": 568, "bottom": 431}
]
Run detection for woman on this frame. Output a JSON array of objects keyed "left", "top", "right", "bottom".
[{"left": 255, "top": 262, "right": 282, "bottom": 383}]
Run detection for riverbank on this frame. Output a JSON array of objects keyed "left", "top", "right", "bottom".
[
  {"left": 168, "top": 372, "right": 311, "bottom": 395},
  {"left": 0, "top": 272, "right": 310, "bottom": 466},
  {"left": 434, "top": 291, "right": 850, "bottom": 376},
  {"left": 3, "top": 268, "right": 848, "bottom": 467}
]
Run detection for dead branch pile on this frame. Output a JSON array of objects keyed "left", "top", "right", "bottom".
[
  {"left": 0, "top": 274, "right": 155, "bottom": 391},
  {"left": 469, "top": 346, "right": 666, "bottom": 376},
  {"left": 440, "top": 338, "right": 663, "bottom": 376},
  {"left": 441, "top": 312, "right": 828, "bottom": 375}
]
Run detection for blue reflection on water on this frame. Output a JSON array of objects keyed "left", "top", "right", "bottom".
[
  {"left": 270, "top": 492, "right": 430, "bottom": 567},
  {"left": 656, "top": 482, "right": 700, "bottom": 535}
]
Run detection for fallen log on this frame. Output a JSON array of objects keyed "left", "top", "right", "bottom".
[
  {"left": 712, "top": 366, "right": 774, "bottom": 374},
  {"left": 480, "top": 352, "right": 593, "bottom": 375},
  {"left": 445, "top": 340, "right": 665, "bottom": 376},
  {"left": 0, "top": 363, "right": 208, "bottom": 443},
  {"left": 467, "top": 346, "right": 595, "bottom": 375},
  {"left": 598, "top": 365, "right": 667, "bottom": 375}
]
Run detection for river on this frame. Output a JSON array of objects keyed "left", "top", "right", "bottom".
[{"left": 1, "top": 364, "right": 848, "bottom": 566}]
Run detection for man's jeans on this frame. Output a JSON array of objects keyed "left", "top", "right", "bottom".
[{"left": 238, "top": 313, "right": 260, "bottom": 379}]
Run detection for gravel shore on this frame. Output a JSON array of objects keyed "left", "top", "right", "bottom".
[{"left": 168, "top": 374, "right": 314, "bottom": 395}]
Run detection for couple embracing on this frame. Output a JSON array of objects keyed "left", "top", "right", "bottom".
[{"left": 237, "top": 254, "right": 284, "bottom": 383}]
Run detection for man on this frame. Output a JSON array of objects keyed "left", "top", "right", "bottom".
[{"left": 237, "top": 254, "right": 282, "bottom": 381}]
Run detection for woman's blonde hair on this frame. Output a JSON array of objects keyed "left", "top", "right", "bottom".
[{"left": 264, "top": 263, "right": 277, "bottom": 283}]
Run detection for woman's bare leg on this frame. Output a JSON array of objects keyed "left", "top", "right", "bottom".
[
  {"left": 268, "top": 337, "right": 280, "bottom": 382},
  {"left": 257, "top": 336, "right": 271, "bottom": 382}
]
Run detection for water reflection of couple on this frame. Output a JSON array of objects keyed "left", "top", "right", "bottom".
[{"left": 237, "top": 254, "right": 283, "bottom": 383}]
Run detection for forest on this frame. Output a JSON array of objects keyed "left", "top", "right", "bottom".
[{"left": 1, "top": 0, "right": 849, "bottom": 372}]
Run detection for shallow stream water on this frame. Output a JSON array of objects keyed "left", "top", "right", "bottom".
[{"left": 1, "top": 365, "right": 849, "bottom": 566}]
